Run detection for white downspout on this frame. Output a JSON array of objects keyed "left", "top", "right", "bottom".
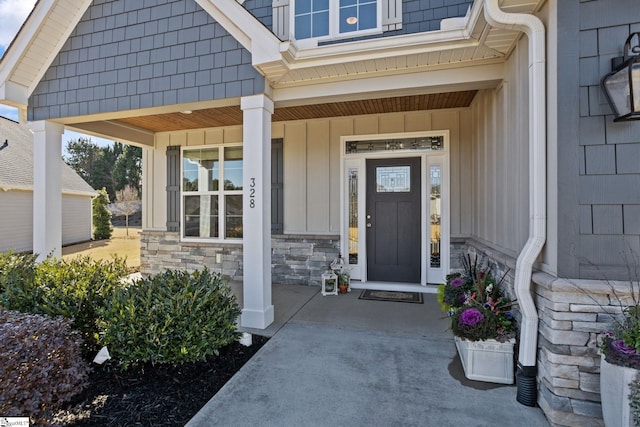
[{"left": 483, "top": 0, "right": 546, "bottom": 402}]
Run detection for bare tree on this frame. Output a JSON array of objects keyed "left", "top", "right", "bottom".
[{"left": 114, "top": 185, "right": 140, "bottom": 236}]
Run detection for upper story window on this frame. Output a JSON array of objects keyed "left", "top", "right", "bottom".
[{"left": 293, "top": 0, "right": 381, "bottom": 41}]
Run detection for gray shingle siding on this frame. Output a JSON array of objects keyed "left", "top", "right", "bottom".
[
  {"left": 28, "top": 0, "right": 264, "bottom": 121},
  {"left": 243, "top": 0, "right": 272, "bottom": 29},
  {"left": 259, "top": 0, "right": 473, "bottom": 45},
  {"left": 323, "top": 0, "right": 472, "bottom": 44},
  {"left": 558, "top": 0, "right": 640, "bottom": 279}
]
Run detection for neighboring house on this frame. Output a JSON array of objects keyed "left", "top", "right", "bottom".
[
  {"left": 1, "top": 0, "right": 639, "bottom": 425},
  {"left": 0, "top": 116, "right": 95, "bottom": 253}
]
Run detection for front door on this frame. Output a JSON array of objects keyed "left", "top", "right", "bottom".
[{"left": 366, "top": 157, "right": 421, "bottom": 283}]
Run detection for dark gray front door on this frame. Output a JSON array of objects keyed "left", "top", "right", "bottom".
[{"left": 366, "top": 157, "right": 421, "bottom": 283}]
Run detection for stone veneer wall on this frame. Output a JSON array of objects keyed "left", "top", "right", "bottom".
[
  {"left": 140, "top": 231, "right": 340, "bottom": 285},
  {"left": 455, "top": 239, "right": 518, "bottom": 300},
  {"left": 461, "top": 240, "right": 626, "bottom": 427},
  {"left": 533, "top": 273, "right": 632, "bottom": 427}
]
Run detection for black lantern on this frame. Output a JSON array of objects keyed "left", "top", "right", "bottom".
[{"left": 601, "top": 32, "right": 640, "bottom": 122}]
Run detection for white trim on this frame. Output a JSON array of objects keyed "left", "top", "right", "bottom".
[
  {"left": 288, "top": 0, "right": 382, "bottom": 45},
  {"left": 194, "top": 0, "right": 282, "bottom": 65},
  {"left": 282, "top": 0, "right": 483, "bottom": 64},
  {"left": 424, "top": 154, "right": 449, "bottom": 284},
  {"left": 180, "top": 143, "right": 244, "bottom": 243},
  {"left": 0, "top": 0, "right": 93, "bottom": 99},
  {"left": 272, "top": 63, "right": 504, "bottom": 105},
  {"left": 339, "top": 130, "right": 450, "bottom": 287}
]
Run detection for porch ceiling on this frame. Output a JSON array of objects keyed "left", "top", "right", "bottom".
[{"left": 110, "top": 91, "right": 478, "bottom": 133}]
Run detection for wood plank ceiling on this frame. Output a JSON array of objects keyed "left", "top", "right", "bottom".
[{"left": 113, "top": 91, "right": 478, "bottom": 133}]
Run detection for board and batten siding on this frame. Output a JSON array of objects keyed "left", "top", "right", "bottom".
[
  {"left": 147, "top": 126, "right": 244, "bottom": 231},
  {"left": 274, "top": 111, "right": 472, "bottom": 235},
  {"left": 468, "top": 35, "right": 530, "bottom": 257},
  {"left": 146, "top": 109, "right": 472, "bottom": 236},
  {"left": 0, "top": 191, "right": 92, "bottom": 253}
]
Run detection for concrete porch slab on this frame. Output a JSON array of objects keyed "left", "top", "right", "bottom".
[
  {"left": 189, "top": 285, "right": 551, "bottom": 427},
  {"left": 229, "top": 282, "right": 319, "bottom": 337}
]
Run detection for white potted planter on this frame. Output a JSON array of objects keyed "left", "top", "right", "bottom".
[
  {"left": 600, "top": 353, "right": 638, "bottom": 427},
  {"left": 454, "top": 336, "right": 515, "bottom": 384}
]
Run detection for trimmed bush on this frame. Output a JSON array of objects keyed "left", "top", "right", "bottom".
[
  {"left": 98, "top": 268, "right": 241, "bottom": 369},
  {"left": 0, "top": 254, "right": 129, "bottom": 353},
  {"left": 93, "top": 187, "right": 113, "bottom": 240},
  {"left": 0, "top": 251, "right": 37, "bottom": 296},
  {"left": 0, "top": 310, "right": 89, "bottom": 422}
]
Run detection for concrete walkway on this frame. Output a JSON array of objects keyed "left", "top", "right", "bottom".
[{"left": 187, "top": 286, "right": 551, "bottom": 427}]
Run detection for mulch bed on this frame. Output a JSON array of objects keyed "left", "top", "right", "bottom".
[{"left": 52, "top": 335, "right": 268, "bottom": 426}]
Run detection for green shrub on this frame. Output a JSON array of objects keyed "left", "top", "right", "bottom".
[
  {"left": 0, "top": 251, "right": 37, "bottom": 298},
  {"left": 93, "top": 187, "right": 113, "bottom": 240},
  {"left": 0, "top": 310, "right": 89, "bottom": 423},
  {"left": 98, "top": 268, "right": 241, "bottom": 369},
  {"left": 1, "top": 254, "right": 129, "bottom": 353}
]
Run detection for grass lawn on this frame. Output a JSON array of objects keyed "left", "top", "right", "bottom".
[{"left": 62, "top": 227, "right": 140, "bottom": 270}]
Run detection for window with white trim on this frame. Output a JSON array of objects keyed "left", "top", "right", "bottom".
[
  {"left": 181, "top": 146, "right": 243, "bottom": 240},
  {"left": 292, "top": 0, "right": 381, "bottom": 41}
]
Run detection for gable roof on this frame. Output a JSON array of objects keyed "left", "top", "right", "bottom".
[
  {"left": 0, "top": 0, "right": 544, "bottom": 116},
  {"left": 0, "top": 116, "right": 96, "bottom": 196},
  {"left": 0, "top": 0, "right": 281, "bottom": 116}
]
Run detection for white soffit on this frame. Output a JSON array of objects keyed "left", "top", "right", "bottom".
[
  {"left": 266, "top": 0, "right": 545, "bottom": 87},
  {"left": 0, "top": 0, "right": 92, "bottom": 104}
]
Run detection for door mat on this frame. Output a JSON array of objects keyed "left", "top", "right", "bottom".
[{"left": 358, "top": 289, "right": 423, "bottom": 304}]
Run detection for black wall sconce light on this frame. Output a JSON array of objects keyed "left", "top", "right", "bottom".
[{"left": 601, "top": 32, "right": 640, "bottom": 122}]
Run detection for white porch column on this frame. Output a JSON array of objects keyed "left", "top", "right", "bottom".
[
  {"left": 30, "top": 120, "right": 64, "bottom": 261},
  {"left": 240, "top": 94, "right": 274, "bottom": 329}
]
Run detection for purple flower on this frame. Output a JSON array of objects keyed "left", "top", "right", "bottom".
[
  {"left": 459, "top": 308, "right": 484, "bottom": 327},
  {"left": 611, "top": 339, "right": 638, "bottom": 355},
  {"left": 450, "top": 278, "right": 465, "bottom": 287},
  {"left": 456, "top": 295, "right": 467, "bottom": 304}
]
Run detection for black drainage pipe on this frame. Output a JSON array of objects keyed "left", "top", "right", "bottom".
[{"left": 516, "top": 363, "right": 538, "bottom": 407}]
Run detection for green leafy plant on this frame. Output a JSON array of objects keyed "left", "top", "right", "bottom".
[
  {"left": 0, "top": 253, "right": 129, "bottom": 354},
  {"left": 440, "top": 254, "right": 515, "bottom": 342},
  {"left": 0, "top": 251, "right": 37, "bottom": 298},
  {"left": 0, "top": 310, "right": 89, "bottom": 423},
  {"left": 572, "top": 248, "right": 640, "bottom": 369},
  {"left": 93, "top": 187, "right": 113, "bottom": 240},
  {"left": 97, "top": 268, "right": 241, "bottom": 369}
]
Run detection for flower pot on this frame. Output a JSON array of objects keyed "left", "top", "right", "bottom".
[
  {"left": 600, "top": 353, "right": 637, "bottom": 427},
  {"left": 339, "top": 284, "right": 348, "bottom": 294},
  {"left": 454, "top": 336, "right": 515, "bottom": 384}
]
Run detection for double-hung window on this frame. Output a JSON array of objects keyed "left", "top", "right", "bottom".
[
  {"left": 181, "top": 146, "right": 243, "bottom": 240},
  {"left": 293, "top": 0, "right": 381, "bottom": 41}
]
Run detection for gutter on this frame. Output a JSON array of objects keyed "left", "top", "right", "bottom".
[{"left": 483, "top": 0, "right": 546, "bottom": 406}]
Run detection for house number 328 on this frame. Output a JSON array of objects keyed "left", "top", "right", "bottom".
[{"left": 249, "top": 178, "right": 256, "bottom": 208}]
